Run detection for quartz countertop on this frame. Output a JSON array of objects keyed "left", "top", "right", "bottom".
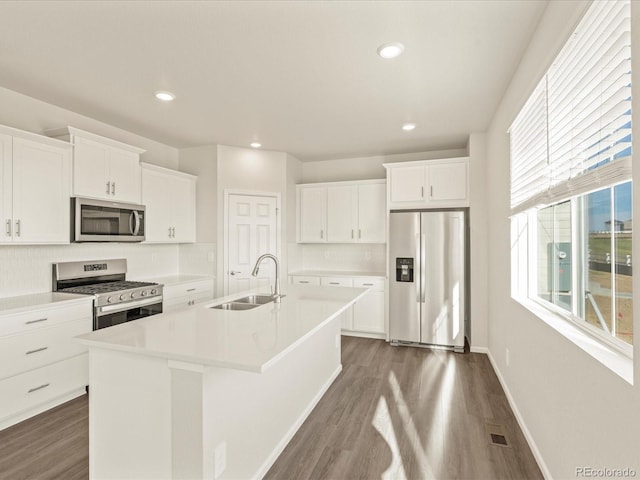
[
  {"left": 0, "top": 292, "right": 92, "bottom": 316},
  {"left": 76, "top": 284, "right": 367, "bottom": 373},
  {"left": 129, "top": 274, "right": 214, "bottom": 287},
  {"left": 289, "top": 270, "right": 386, "bottom": 278}
]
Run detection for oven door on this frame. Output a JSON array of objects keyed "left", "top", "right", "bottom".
[
  {"left": 95, "top": 297, "right": 162, "bottom": 330},
  {"left": 74, "top": 197, "right": 145, "bottom": 242}
]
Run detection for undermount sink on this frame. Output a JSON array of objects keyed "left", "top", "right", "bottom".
[
  {"left": 210, "top": 294, "right": 285, "bottom": 311},
  {"left": 211, "top": 302, "right": 259, "bottom": 311}
]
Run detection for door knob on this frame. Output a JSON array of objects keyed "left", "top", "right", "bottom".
[{"left": 229, "top": 270, "right": 242, "bottom": 276}]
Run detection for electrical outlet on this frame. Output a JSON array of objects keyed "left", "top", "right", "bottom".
[
  {"left": 505, "top": 348, "right": 510, "bottom": 367},
  {"left": 214, "top": 442, "right": 226, "bottom": 479}
]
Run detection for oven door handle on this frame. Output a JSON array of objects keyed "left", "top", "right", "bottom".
[
  {"left": 97, "top": 297, "right": 162, "bottom": 316},
  {"left": 129, "top": 211, "right": 141, "bottom": 236}
]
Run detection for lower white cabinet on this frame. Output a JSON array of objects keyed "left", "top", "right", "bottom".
[
  {"left": 0, "top": 298, "right": 92, "bottom": 430},
  {"left": 163, "top": 277, "right": 215, "bottom": 312},
  {"left": 290, "top": 273, "right": 386, "bottom": 337}
]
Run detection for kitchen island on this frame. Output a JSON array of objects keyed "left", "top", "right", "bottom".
[{"left": 76, "top": 284, "right": 368, "bottom": 480}]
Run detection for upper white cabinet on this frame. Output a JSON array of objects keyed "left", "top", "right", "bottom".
[
  {"left": 47, "top": 127, "right": 145, "bottom": 204},
  {"left": 0, "top": 126, "right": 72, "bottom": 245},
  {"left": 141, "top": 163, "right": 196, "bottom": 243},
  {"left": 384, "top": 157, "right": 469, "bottom": 209},
  {"left": 297, "top": 179, "right": 386, "bottom": 244}
]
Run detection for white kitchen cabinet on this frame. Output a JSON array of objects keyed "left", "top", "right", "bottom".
[
  {"left": 297, "top": 179, "right": 386, "bottom": 244},
  {"left": 47, "top": 126, "right": 145, "bottom": 204},
  {"left": 0, "top": 297, "right": 92, "bottom": 430},
  {"left": 290, "top": 273, "right": 386, "bottom": 337},
  {"left": 385, "top": 157, "right": 469, "bottom": 209},
  {"left": 162, "top": 277, "right": 214, "bottom": 312},
  {"left": 298, "top": 185, "right": 327, "bottom": 242},
  {"left": 0, "top": 126, "right": 72, "bottom": 245},
  {"left": 141, "top": 163, "right": 196, "bottom": 243}
]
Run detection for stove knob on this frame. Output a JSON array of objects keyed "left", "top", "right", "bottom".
[
  {"left": 130, "top": 292, "right": 136, "bottom": 299},
  {"left": 120, "top": 294, "right": 127, "bottom": 301},
  {"left": 107, "top": 296, "right": 114, "bottom": 304},
  {"left": 151, "top": 288, "right": 158, "bottom": 295},
  {"left": 141, "top": 290, "right": 148, "bottom": 297}
]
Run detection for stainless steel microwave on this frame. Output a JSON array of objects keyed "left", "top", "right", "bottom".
[{"left": 72, "top": 197, "right": 145, "bottom": 242}]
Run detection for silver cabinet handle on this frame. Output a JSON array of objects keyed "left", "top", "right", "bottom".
[
  {"left": 5, "top": 219, "right": 11, "bottom": 237},
  {"left": 320, "top": 230, "right": 324, "bottom": 239},
  {"left": 362, "top": 283, "right": 374, "bottom": 286},
  {"left": 186, "top": 288, "right": 196, "bottom": 292},
  {"left": 299, "top": 280, "right": 310, "bottom": 284},
  {"left": 430, "top": 185, "right": 433, "bottom": 198},
  {"left": 168, "top": 227, "right": 172, "bottom": 238},
  {"left": 106, "top": 181, "right": 111, "bottom": 195},
  {"left": 26, "top": 346, "right": 48, "bottom": 355},
  {"left": 329, "top": 282, "right": 340, "bottom": 285},
  {"left": 15, "top": 219, "right": 20, "bottom": 237},
  {"left": 112, "top": 182, "right": 116, "bottom": 195},
  {"left": 28, "top": 383, "right": 50, "bottom": 393},
  {"left": 172, "top": 227, "right": 176, "bottom": 238},
  {"left": 26, "top": 318, "right": 47, "bottom": 325},
  {"left": 351, "top": 229, "right": 354, "bottom": 239},
  {"left": 421, "top": 186, "right": 424, "bottom": 198},
  {"left": 358, "top": 229, "right": 361, "bottom": 239}
]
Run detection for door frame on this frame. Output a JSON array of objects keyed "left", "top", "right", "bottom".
[{"left": 222, "top": 189, "right": 281, "bottom": 296}]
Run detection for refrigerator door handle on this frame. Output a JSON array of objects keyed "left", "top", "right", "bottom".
[
  {"left": 415, "top": 233, "right": 421, "bottom": 303},
  {"left": 420, "top": 233, "right": 427, "bottom": 303}
]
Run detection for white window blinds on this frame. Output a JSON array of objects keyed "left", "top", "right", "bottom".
[{"left": 510, "top": 0, "right": 631, "bottom": 215}]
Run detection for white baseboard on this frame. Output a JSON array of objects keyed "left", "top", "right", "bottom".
[
  {"left": 470, "top": 345, "right": 489, "bottom": 354},
  {"left": 254, "top": 364, "right": 343, "bottom": 479},
  {"left": 341, "top": 330, "right": 385, "bottom": 340},
  {"left": 486, "top": 350, "right": 552, "bottom": 480}
]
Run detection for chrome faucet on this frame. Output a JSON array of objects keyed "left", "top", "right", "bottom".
[{"left": 251, "top": 253, "right": 282, "bottom": 303}]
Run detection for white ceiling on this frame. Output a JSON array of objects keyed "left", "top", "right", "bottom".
[{"left": 0, "top": 1, "right": 547, "bottom": 161}]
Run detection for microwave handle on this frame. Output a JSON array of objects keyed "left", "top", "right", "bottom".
[{"left": 131, "top": 211, "right": 141, "bottom": 236}]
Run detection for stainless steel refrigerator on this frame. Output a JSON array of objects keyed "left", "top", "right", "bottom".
[{"left": 389, "top": 210, "right": 467, "bottom": 352}]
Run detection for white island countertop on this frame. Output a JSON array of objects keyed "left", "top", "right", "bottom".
[
  {"left": 76, "top": 284, "right": 367, "bottom": 373},
  {"left": 0, "top": 292, "right": 91, "bottom": 316}
]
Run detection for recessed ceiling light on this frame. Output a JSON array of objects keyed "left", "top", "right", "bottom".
[
  {"left": 377, "top": 42, "right": 405, "bottom": 59},
  {"left": 402, "top": 123, "right": 416, "bottom": 131},
  {"left": 154, "top": 91, "right": 175, "bottom": 102},
  {"left": 250, "top": 142, "right": 262, "bottom": 148}
]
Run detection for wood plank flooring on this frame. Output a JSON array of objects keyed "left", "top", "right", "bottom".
[{"left": 0, "top": 337, "right": 542, "bottom": 480}]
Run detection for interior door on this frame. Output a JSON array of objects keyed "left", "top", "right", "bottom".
[
  {"left": 420, "top": 211, "right": 465, "bottom": 348},
  {"left": 227, "top": 194, "right": 278, "bottom": 295}
]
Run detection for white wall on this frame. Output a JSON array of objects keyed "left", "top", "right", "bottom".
[
  {"left": 215, "top": 145, "right": 288, "bottom": 296},
  {"left": 485, "top": 1, "right": 640, "bottom": 477},
  {"left": 0, "top": 86, "right": 179, "bottom": 169},
  {"left": 301, "top": 148, "right": 467, "bottom": 183},
  {"left": 0, "top": 86, "right": 182, "bottom": 297},
  {"left": 468, "top": 133, "right": 489, "bottom": 350}
]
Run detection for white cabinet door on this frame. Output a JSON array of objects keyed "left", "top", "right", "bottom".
[
  {"left": 11, "top": 138, "right": 70, "bottom": 244},
  {"left": 321, "top": 277, "right": 354, "bottom": 330},
  {"left": 428, "top": 161, "right": 468, "bottom": 204},
  {"left": 72, "top": 136, "right": 110, "bottom": 200},
  {"left": 298, "top": 186, "right": 326, "bottom": 242},
  {"left": 142, "top": 166, "right": 172, "bottom": 242},
  {"left": 171, "top": 174, "right": 196, "bottom": 243},
  {"left": 327, "top": 185, "right": 357, "bottom": 242},
  {"left": 353, "top": 290, "right": 385, "bottom": 333},
  {"left": 357, "top": 183, "right": 386, "bottom": 243},
  {"left": 388, "top": 165, "right": 426, "bottom": 203},
  {"left": 109, "top": 148, "right": 141, "bottom": 203},
  {"left": 290, "top": 276, "right": 320, "bottom": 286},
  {"left": 0, "top": 134, "right": 12, "bottom": 242}
]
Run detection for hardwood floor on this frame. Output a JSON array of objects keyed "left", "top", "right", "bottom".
[
  {"left": 0, "top": 337, "right": 542, "bottom": 480},
  {"left": 264, "top": 337, "right": 543, "bottom": 480}
]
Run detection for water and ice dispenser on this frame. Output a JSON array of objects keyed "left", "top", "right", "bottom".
[{"left": 395, "top": 257, "right": 414, "bottom": 282}]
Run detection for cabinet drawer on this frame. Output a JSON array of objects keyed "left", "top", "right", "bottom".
[
  {"left": 0, "top": 302, "right": 92, "bottom": 337},
  {"left": 163, "top": 280, "right": 214, "bottom": 301},
  {"left": 0, "top": 318, "right": 91, "bottom": 380},
  {"left": 321, "top": 277, "right": 353, "bottom": 287},
  {"left": 0, "top": 354, "right": 88, "bottom": 423},
  {"left": 291, "top": 276, "right": 320, "bottom": 286},
  {"left": 353, "top": 278, "right": 385, "bottom": 291}
]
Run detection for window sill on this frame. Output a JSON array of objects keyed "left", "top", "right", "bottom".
[{"left": 514, "top": 297, "right": 633, "bottom": 385}]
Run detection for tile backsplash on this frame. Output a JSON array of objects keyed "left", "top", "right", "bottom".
[
  {"left": 0, "top": 243, "right": 179, "bottom": 298},
  {"left": 299, "top": 244, "right": 386, "bottom": 273}
]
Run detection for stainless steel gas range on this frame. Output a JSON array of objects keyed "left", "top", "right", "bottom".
[{"left": 53, "top": 258, "right": 163, "bottom": 330}]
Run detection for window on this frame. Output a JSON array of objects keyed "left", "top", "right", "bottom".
[{"left": 510, "top": 0, "right": 633, "bottom": 354}]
